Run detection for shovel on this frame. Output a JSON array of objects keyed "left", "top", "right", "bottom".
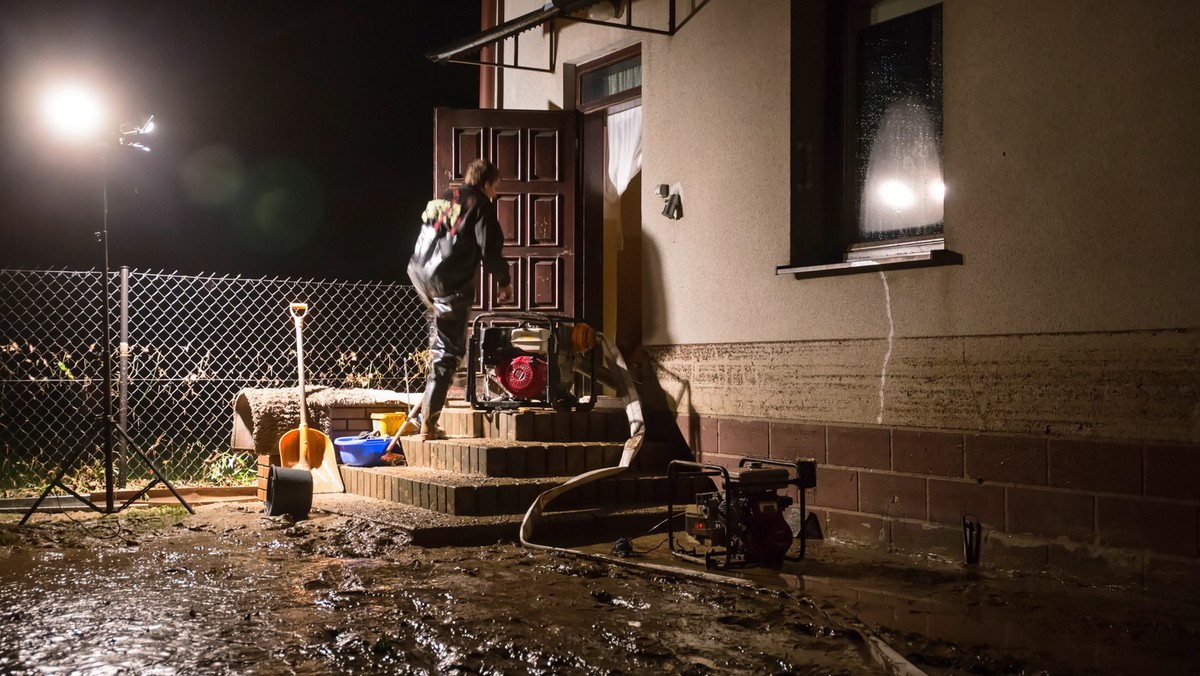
[
  {"left": 279, "top": 302, "right": 344, "bottom": 493},
  {"left": 380, "top": 358, "right": 420, "bottom": 464}
]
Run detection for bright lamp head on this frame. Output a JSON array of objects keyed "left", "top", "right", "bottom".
[{"left": 42, "top": 83, "right": 107, "bottom": 141}]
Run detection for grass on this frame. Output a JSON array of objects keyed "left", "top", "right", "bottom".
[{"left": 0, "top": 444, "right": 256, "bottom": 498}]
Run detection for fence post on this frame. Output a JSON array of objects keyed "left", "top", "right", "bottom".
[{"left": 118, "top": 266, "right": 130, "bottom": 488}]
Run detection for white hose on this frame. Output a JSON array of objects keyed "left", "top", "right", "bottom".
[{"left": 519, "top": 331, "right": 645, "bottom": 549}]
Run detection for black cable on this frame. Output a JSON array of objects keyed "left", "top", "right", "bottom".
[
  {"left": 611, "top": 511, "right": 685, "bottom": 557},
  {"left": 633, "top": 510, "right": 685, "bottom": 538},
  {"left": 51, "top": 490, "right": 124, "bottom": 540},
  {"left": 639, "top": 535, "right": 670, "bottom": 555}
]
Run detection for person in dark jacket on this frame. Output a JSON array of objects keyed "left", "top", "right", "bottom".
[{"left": 408, "top": 158, "right": 513, "bottom": 439}]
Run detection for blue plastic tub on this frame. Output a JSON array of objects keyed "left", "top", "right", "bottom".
[{"left": 334, "top": 435, "right": 390, "bottom": 467}]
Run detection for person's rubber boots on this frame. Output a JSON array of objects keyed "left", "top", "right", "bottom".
[{"left": 420, "top": 411, "right": 447, "bottom": 440}]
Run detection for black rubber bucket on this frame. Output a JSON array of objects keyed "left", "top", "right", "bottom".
[{"left": 265, "top": 465, "right": 313, "bottom": 518}]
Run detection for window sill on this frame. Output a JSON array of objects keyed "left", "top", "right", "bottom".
[{"left": 775, "top": 248, "right": 962, "bottom": 279}]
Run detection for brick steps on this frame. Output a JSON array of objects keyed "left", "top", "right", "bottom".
[
  {"left": 397, "top": 436, "right": 678, "bottom": 476},
  {"left": 340, "top": 465, "right": 714, "bottom": 517},
  {"left": 438, "top": 406, "right": 630, "bottom": 442}
]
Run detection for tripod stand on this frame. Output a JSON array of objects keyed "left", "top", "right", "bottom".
[{"left": 21, "top": 124, "right": 193, "bottom": 524}]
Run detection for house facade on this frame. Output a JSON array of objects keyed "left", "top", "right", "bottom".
[{"left": 436, "top": 0, "right": 1200, "bottom": 590}]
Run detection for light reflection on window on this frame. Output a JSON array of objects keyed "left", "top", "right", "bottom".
[
  {"left": 860, "top": 98, "right": 944, "bottom": 235},
  {"left": 854, "top": 3, "right": 943, "bottom": 243}
]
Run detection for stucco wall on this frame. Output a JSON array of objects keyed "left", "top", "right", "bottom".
[
  {"left": 500, "top": 0, "right": 1200, "bottom": 441},
  {"left": 505, "top": 0, "right": 1200, "bottom": 336}
]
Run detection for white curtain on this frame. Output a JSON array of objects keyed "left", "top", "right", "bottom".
[{"left": 604, "top": 106, "right": 642, "bottom": 203}]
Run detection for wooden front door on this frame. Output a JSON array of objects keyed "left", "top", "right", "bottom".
[{"left": 433, "top": 108, "right": 581, "bottom": 319}]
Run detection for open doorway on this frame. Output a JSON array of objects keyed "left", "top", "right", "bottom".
[{"left": 576, "top": 44, "right": 643, "bottom": 356}]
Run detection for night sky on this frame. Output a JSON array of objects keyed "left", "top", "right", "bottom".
[{"left": 0, "top": 1, "right": 483, "bottom": 281}]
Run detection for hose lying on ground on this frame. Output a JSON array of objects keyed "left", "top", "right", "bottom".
[
  {"left": 515, "top": 338, "right": 928, "bottom": 676},
  {"left": 519, "top": 331, "right": 645, "bottom": 550}
]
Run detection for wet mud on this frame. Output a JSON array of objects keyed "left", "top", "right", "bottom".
[
  {"left": 3, "top": 503, "right": 1198, "bottom": 675},
  {"left": 0, "top": 505, "right": 873, "bottom": 674}
]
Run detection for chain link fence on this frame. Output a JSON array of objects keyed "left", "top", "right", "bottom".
[{"left": 0, "top": 268, "right": 428, "bottom": 497}]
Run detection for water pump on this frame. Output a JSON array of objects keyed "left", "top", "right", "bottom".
[
  {"left": 467, "top": 312, "right": 597, "bottom": 411},
  {"left": 668, "top": 457, "right": 817, "bottom": 569}
]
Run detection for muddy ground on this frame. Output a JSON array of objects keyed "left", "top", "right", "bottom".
[{"left": 1, "top": 499, "right": 1198, "bottom": 675}]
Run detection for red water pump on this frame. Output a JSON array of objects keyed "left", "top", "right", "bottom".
[
  {"left": 467, "top": 312, "right": 597, "bottom": 411},
  {"left": 668, "top": 457, "right": 817, "bottom": 569},
  {"left": 495, "top": 354, "right": 547, "bottom": 399}
]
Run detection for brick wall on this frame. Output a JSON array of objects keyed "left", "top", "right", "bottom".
[{"left": 677, "top": 413, "right": 1200, "bottom": 593}]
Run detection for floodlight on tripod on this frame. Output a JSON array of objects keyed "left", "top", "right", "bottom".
[{"left": 21, "top": 84, "right": 193, "bottom": 524}]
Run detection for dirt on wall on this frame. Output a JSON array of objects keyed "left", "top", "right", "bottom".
[{"left": 648, "top": 328, "right": 1200, "bottom": 443}]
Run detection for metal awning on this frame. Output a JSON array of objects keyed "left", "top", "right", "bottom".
[{"left": 426, "top": 0, "right": 706, "bottom": 72}]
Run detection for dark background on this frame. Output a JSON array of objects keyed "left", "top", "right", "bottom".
[{"left": 0, "top": 1, "right": 483, "bottom": 281}]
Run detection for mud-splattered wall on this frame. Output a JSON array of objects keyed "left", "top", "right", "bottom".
[{"left": 648, "top": 329, "right": 1200, "bottom": 444}]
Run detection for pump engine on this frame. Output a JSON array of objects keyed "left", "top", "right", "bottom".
[
  {"left": 668, "top": 457, "right": 817, "bottom": 569},
  {"left": 467, "top": 312, "right": 597, "bottom": 411}
]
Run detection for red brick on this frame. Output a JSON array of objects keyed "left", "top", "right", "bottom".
[
  {"left": 890, "top": 520, "right": 963, "bottom": 558},
  {"left": 858, "top": 472, "right": 927, "bottom": 520},
  {"left": 812, "top": 467, "right": 858, "bottom": 511},
  {"left": 675, "top": 414, "right": 696, "bottom": 450},
  {"left": 1046, "top": 543, "right": 1143, "bottom": 588},
  {"left": 695, "top": 415, "right": 719, "bottom": 460},
  {"left": 1048, "top": 439, "right": 1142, "bottom": 495},
  {"left": 718, "top": 418, "right": 769, "bottom": 458},
  {"left": 1145, "top": 557, "right": 1200, "bottom": 603},
  {"left": 697, "top": 453, "right": 738, "bottom": 491},
  {"left": 964, "top": 434, "right": 1047, "bottom": 486},
  {"left": 982, "top": 534, "right": 1049, "bottom": 570},
  {"left": 331, "top": 406, "right": 367, "bottom": 419},
  {"left": 1144, "top": 444, "right": 1200, "bottom": 501},
  {"left": 695, "top": 452, "right": 734, "bottom": 476},
  {"left": 827, "top": 425, "right": 890, "bottom": 469},
  {"left": 1097, "top": 496, "right": 1199, "bottom": 558},
  {"left": 769, "top": 421, "right": 825, "bottom": 464},
  {"left": 892, "top": 430, "right": 963, "bottom": 477},
  {"left": 1007, "top": 487, "right": 1094, "bottom": 541},
  {"left": 825, "top": 510, "right": 889, "bottom": 544},
  {"left": 927, "top": 478, "right": 1005, "bottom": 528}
]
